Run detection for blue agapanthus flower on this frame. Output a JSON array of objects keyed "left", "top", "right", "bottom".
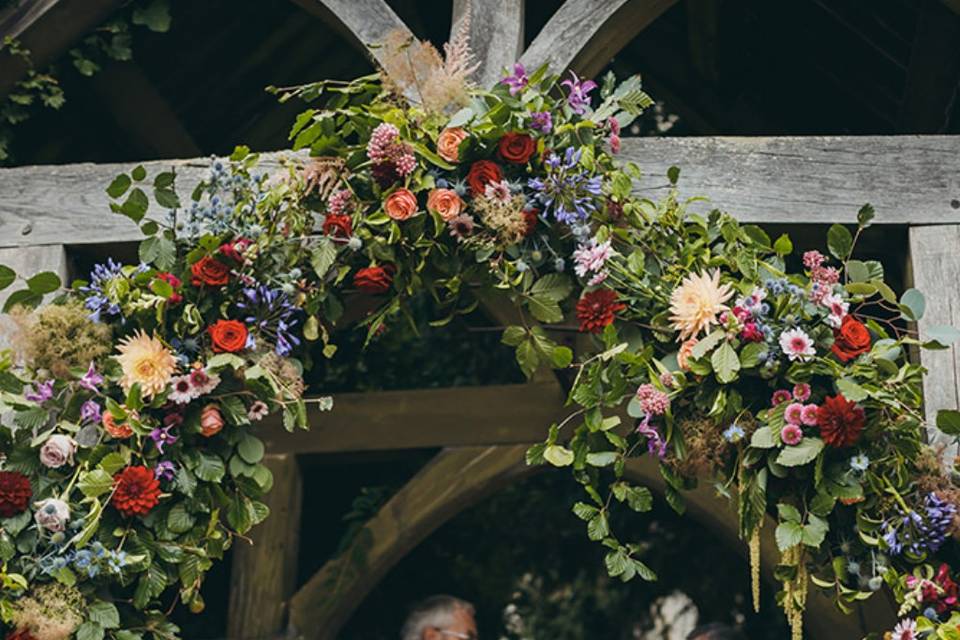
[
  {"left": 882, "top": 492, "right": 956, "bottom": 558},
  {"left": 236, "top": 284, "right": 301, "bottom": 356},
  {"left": 79, "top": 258, "right": 124, "bottom": 322},
  {"left": 528, "top": 147, "right": 602, "bottom": 224}
]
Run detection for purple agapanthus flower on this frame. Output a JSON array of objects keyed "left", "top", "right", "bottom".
[
  {"left": 560, "top": 71, "right": 597, "bottom": 115},
  {"left": 80, "top": 400, "right": 102, "bottom": 425},
  {"left": 78, "top": 362, "right": 103, "bottom": 392},
  {"left": 149, "top": 426, "right": 178, "bottom": 455},
  {"left": 155, "top": 460, "right": 177, "bottom": 482},
  {"left": 882, "top": 492, "right": 956, "bottom": 557},
  {"left": 501, "top": 63, "right": 528, "bottom": 95},
  {"left": 26, "top": 379, "right": 54, "bottom": 403},
  {"left": 79, "top": 259, "right": 124, "bottom": 322},
  {"left": 636, "top": 414, "right": 667, "bottom": 459},
  {"left": 236, "top": 284, "right": 301, "bottom": 356},
  {"left": 530, "top": 111, "right": 553, "bottom": 134},
  {"left": 528, "top": 147, "right": 602, "bottom": 224}
]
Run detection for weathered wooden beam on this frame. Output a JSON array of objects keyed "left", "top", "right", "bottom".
[
  {"left": 4, "top": 137, "right": 960, "bottom": 250},
  {"left": 260, "top": 381, "right": 566, "bottom": 454},
  {"left": 0, "top": 0, "right": 123, "bottom": 98},
  {"left": 899, "top": 1, "right": 960, "bottom": 132},
  {"left": 288, "top": 0, "right": 413, "bottom": 69},
  {"left": 908, "top": 225, "right": 960, "bottom": 458},
  {"left": 227, "top": 454, "right": 303, "bottom": 640},
  {"left": 519, "top": 0, "right": 678, "bottom": 80},
  {"left": 287, "top": 444, "right": 533, "bottom": 640},
  {"left": 451, "top": 0, "right": 524, "bottom": 90}
]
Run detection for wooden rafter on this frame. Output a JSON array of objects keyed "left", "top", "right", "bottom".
[
  {"left": 899, "top": 1, "right": 960, "bottom": 132},
  {"left": 0, "top": 0, "right": 124, "bottom": 98},
  {"left": 451, "top": 0, "right": 525, "bottom": 89}
]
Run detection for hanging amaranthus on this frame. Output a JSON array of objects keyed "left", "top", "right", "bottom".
[
  {"left": 781, "top": 545, "right": 808, "bottom": 640},
  {"left": 750, "top": 523, "right": 762, "bottom": 613}
]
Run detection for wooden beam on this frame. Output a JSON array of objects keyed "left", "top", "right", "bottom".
[
  {"left": 286, "top": 444, "right": 533, "bottom": 640},
  {"left": 519, "top": 0, "right": 678, "bottom": 80},
  {"left": 287, "top": 0, "right": 413, "bottom": 70},
  {"left": 451, "top": 0, "right": 524, "bottom": 89},
  {"left": 908, "top": 225, "right": 960, "bottom": 459},
  {"left": 227, "top": 454, "right": 303, "bottom": 640},
  {"left": 899, "top": 1, "right": 960, "bottom": 132},
  {"left": 0, "top": 0, "right": 123, "bottom": 98},
  {"left": 3, "top": 136, "right": 960, "bottom": 250},
  {"left": 90, "top": 61, "right": 201, "bottom": 159},
  {"left": 259, "top": 381, "right": 566, "bottom": 454},
  {"left": 686, "top": 0, "right": 722, "bottom": 86}
]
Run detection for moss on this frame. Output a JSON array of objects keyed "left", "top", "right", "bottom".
[{"left": 7, "top": 301, "right": 112, "bottom": 377}]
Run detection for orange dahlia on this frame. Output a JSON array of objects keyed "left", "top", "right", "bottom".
[{"left": 112, "top": 466, "right": 161, "bottom": 517}]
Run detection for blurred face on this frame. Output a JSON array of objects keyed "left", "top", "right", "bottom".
[{"left": 423, "top": 606, "right": 477, "bottom": 640}]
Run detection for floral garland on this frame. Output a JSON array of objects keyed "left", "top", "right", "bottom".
[{"left": 0, "top": 28, "right": 958, "bottom": 640}]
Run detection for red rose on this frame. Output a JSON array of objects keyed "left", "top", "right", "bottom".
[
  {"left": 191, "top": 255, "right": 230, "bottom": 287},
  {"left": 0, "top": 471, "right": 31, "bottom": 518},
  {"left": 576, "top": 289, "right": 625, "bottom": 333},
  {"left": 322, "top": 213, "right": 353, "bottom": 239},
  {"left": 498, "top": 132, "right": 536, "bottom": 164},
  {"left": 817, "top": 394, "right": 866, "bottom": 448},
  {"left": 831, "top": 315, "right": 871, "bottom": 362},
  {"left": 466, "top": 160, "right": 503, "bottom": 195},
  {"left": 209, "top": 319, "right": 248, "bottom": 353},
  {"left": 112, "top": 466, "right": 161, "bottom": 517},
  {"left": 354, "top": 265, "right": 395, "bottom": 294}
]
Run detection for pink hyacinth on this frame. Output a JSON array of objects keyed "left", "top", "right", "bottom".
[
  {"left": 793, "top": 382, "right": 811, "bottom": 401},
  {"left": 771, "top": 389, "right": 792, "bottom": 406},
  {"left": 659, "top": 372, "right": 675, "bottom": 388},
  {"left": 327, "top": 189, "right": 353, "bottom": 216},
  {"left": 781, "top": 424, "right": 803, "bottom": 446},
  {"left": 803, "top": 250, "right": 826, "bottom": 270},
  {"left": 801, "top": 404, "right": 820, "bottom": 426},
  {"left": 636, "top": 383, "right": 670, "bottom": 416},
  {"left": 366, "top": 123, "right": 400, "bottom": 162},
  {"left": 784, "top": 402, "right": 804, "bottom": 425}
]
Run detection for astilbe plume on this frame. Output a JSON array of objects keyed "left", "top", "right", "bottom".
[
  {"left": 3, "top": 301, "right": 111, "bottom": 378},
  {"left": 10, "top": 583, "right": 84, "bottom": 640}
]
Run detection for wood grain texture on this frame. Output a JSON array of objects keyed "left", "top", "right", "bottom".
[
  {"left": 909, "top": 225, "right": 960, "bottom": 457},
  {"left": 519, "top": 0, "right": 678, "bottom": 79},
  {"left": 259, "top": 381, "right": 566, "bottom": 453},
  {"left": 287, "top": 445, "right": 533, "bottom": 640},
  {"left": 0, "top": 0, "right": 124, "bottom": 97},
  {"left": 227, "top": 454, "right": 303, "bottom": 640},
  {"left": 5, "top": 136, "right": 959, "bottom": 249},
  {"left": 451, "top": 0, "right": 524, "bottom": 89},
  {"left": 290, "top": 0, "right": 412, "bottom": 69}
]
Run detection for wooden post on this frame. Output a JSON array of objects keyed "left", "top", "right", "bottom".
[{"left": 228, "top": 453, "right": 303, "bottom": 640}]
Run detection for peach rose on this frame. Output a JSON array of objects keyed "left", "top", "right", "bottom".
[
  {"left": 436, "top": 127, "right": 468, "bottom": 163},
  {"left": 200, "top": 404, "right": 225, "bottom": 438},
  {"left": 384, "top": 188, "right": 418, "bottom": 221},
  {"left": 677, "top": 337, "right": 698, "bottom": 371},
  {"left": 426, "top": 188, "right": 464, "bottom": 221}
]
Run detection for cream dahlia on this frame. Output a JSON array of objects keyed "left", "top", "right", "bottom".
[
  {"left": 668, "top": 270, "right": 733, "bottom": 341},
  {"left": 115, "top": 331, "right": 177, "bottom": 399}
]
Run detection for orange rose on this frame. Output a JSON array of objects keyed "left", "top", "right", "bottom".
[
  {"left": 437, "top": 127, "right": 468, "bottom": 163},
  {"left": 200, "top": 404, "right": 225, "bottom": 438},
  {"left": 426, "top": 188, "right": 464, "bottom": 221},
  {"left": 384, "top": 188, "right": 418, "bottom": 221},
  {"left": 208, "top": 319, "right": 248, "bottom": 353},
  {"left": 102, "top": 411, "right": 134, "bottom": 439}
]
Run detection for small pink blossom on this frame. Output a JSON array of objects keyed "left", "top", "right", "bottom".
[
  {"left": 771, "top": 389, "right": 792, "bottom": 406},
  {"left": 784, "top": 402, "right": 804, "bottom": 425},
  {"left": 659, "top": 372, "right": 675, "bottom": 388},
  {"left": 780, "top": 424, "right": 803, "bottom": 446},
  {"left": 636, "top": 383, "right": 670, "bottom": 416},
  {"left": 484, "top": 179, "right": 512, "bottom": 202},
  {"left": 793, "top": 382, "right": 811, "bottom": 401},
  {"left": 801, "top": 404, "right": 820, "bottom": 426}
]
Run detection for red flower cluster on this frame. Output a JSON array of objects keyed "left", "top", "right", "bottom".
[
  {"left": 155, "top": 272, "right": 182, "bottom": 305},
  {"left": 522, "top": 208, "right": 539, "bottom": 237},
  {"left": 817, "top": 394, "right": 865, "bottom": 447},
  {"left": 112, "top": 466, "right": 161, "bottom": 517},
  {"left": 928, "top": 564, "right": 959, "bottom": 614},
  {"left": 191, "top": 255, "right": 230, "bottom": 287},
  {"left": 498, "top": 132, "right": 536, "bottom": 164},
  {"left": 209, "top": 319, "right": 248, "bottom": 353},
  {"left": 354, "top": 265, "right": 395, "bottom": 294},
  {"left": 6, "top": 629, "right": 36, "bottom": 640},
  {"left": 322, "top": 213, "right": 353, "bottom": 239},
  {"left": 576, "top": 289, "right": 625, "bottom": 333},
  {"left": 832, "top": 315, "right": 871, "bottom": 362},
  {"left": 0, "top": 471, "right": 31, "bottom": 518},
  {"left": 466, "top": 160, "right": 503, "bottom": 195}
]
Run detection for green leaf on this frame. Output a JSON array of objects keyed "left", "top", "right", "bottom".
[
  {"left": 26, "top": 271, "right": 61, "bottom": 294},
  {"left": 775, "top": 521, "right": 804, "bottom": 551},
  {"left": 530, "top": 273, "right": 573, "bottom": 302},
  {"left": 690, "top": 329, "right": 724, "bottom": 359},
  {"left": 836, "top": 378, "right": 868, "bottom": 402},
  {"left": 924, "top": 324, "right": 960, "bottom": 348},
  {"left": 516, "top": 339, "right": 539, "bottom": 379},
  {"left": 193, "top": 453, "right": 225, "bottom": 482},
  {"left": 572, "top": 502, "right": 599, "bottom": 521},
  {"left": 106, "top": 174, "right": 131, "bottom": 199},
  {"left": 899, "top": 288, "right": 926, "bottom": 321},
  {"left": 845, "top": 260, "right": 869, "bottom": 283},
  {"left": 0, "top": 264, "right": 14, "bottom": 291},
  {"left": 937, "top": 409, "right": 960, "bottom": 436},
  {"left": 857, "top": 203, "right": 875, "bottom": 228},
  {"left": 154, "top": 187, "right": 180, "bottom": 209},
  {"left": 121, "top": 187, "right": 149, "bottom": 222},
  {"left": 527, "top": 295, "right": 563, "bottom": 323},
  {"left": 132, "top": 0, "right": 172, "bottom": 32},
  {"left": 776, "top": 438, "right": 824, "bottom": 467},
  {"left": 827, "top": 224, "right": 853, "bottom": 260},
  {"left": 551, "top": 346, "right": 573, "bottom": 368},
  {"left": 501, "top": 326, "right": 526, "bottom": 346},
  {"left": 587, "top": 512, "right": 609, "bottom": 540},
  {"left": 78, "top": 469, "right": 114, "bottom": 498},
  {"left": 166, "top": 502, "right": 195, "bottom": 534},
  {"left": 667, "top": 166, "right": 680, "bottom": 185},
  {"left": 88, "top": 601, "right": 120, "bottom": 629},
  {"left": 543, "top": 444, "right": 574, "bottom": 467},
  {"left": 739, "top": 342, "right": 765, "bottom": 369},
  {"left": 2, "top": 288, "right": 41, "bottom": 312},
  {"left": 310, "top": 238, "right": 338, "bottom": 278},
  {"left": 75, "top": 621, "right": 104, "bottom": 640},
  {"left": 711, "top": 341, "right": 740, "bottom": 383},
  {"left": 586, "top": 451, "right": 618, "bottom": 467},
  {"left": 750, "top": 426, "right": 777, "bottom": 449},
  {"left": 773, "top": 234, "right": 793, "bottom": 256},
  {"left": 237, "top": 435, "right": 265, "bottom": 464},
  {"left": 777, "top": 503, "right": 802, "bottom": 523},
  {"left": 802, "top": 514, "right": 829, "bottom": 548},
  {"left": 98, "top": 452, "right": 127, "bottom": 474}
]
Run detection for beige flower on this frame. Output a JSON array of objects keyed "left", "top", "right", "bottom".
[
  {"left": 115, "top": 331, "right": 177, "bottom": 398},
  {"left": 669, "top": 269, "right": 733, "bottom": 341}
]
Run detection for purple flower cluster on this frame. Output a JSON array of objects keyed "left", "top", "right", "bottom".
[
  {"left": 560, "top": 71, "right": 597, "bottom": 115},
  {"left": 636, "top": 414, "right": 667, "bottom": 458},
  {"left": 236, "top": 284, "right": 301, "bottom": 356},
  {"left": 528, "top": 147, "right": 602, "bottom": 224},
  {"left": 883, "top": 492, "right": 956, "bottom": 558},
  {"left": 80, "top": 259, "right": 124, "bottom": 322}
]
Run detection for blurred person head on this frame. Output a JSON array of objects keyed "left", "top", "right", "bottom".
[
  {"left": 401, "top": 595, "right": 477, "bottom": 640},
  {"left": 687, "top": 622, "right": 747, "bottom": 640}
]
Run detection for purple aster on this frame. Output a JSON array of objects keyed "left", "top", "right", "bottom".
[
  {"left": 530, "top": 111, "right": 552, "bottom": 134},
  {"left": 78, "top": 362, "right": 103, "bottom": 392},
  {"left": 149, "top": 425, "right": 178, "bottom": 455},
  {"left": 882, "top": 492, "right": 957, "bottom": 558},
  {"left": 636, "top": 414, "right": 667, "bottom": 459},
  {"left": 560, "top": 71, "right": 597, "bottom": 115},
  {"left": 25, "top": 379, "right": 54, "bottom": 403},
  {"left": 528, "top": 147, "right": 602, "bottom": 224},
  {"left": 236, "top": 284, "right": 301, "bottom": 356},
  {"left": 155, "top": 460, "right": 177, "bottom": 482},
  {"left": 501, "top": 63, "right": 528, "bottom": 95},
  {"left": 80, "top": 400, "right": 102, "bottom": 425}
]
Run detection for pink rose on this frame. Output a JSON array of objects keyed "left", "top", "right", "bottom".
[
  {"left": 34, "top": 498, "right": 70, "bottom": 532},
  {"left": 39, "top": 434, "right": 77, "bottom": 468},
  {"left": 200, "top": 404, "right": 225, "bottom": 438}
]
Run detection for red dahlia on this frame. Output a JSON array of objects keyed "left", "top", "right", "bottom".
[
  {"left": 576, "top": 289, "right": 625, "bottom": 334},
  {"left": 0, "top": 471, "right": 31, "bottom": 518},
  {"left": 817, "top": 394, "right": 866, "bottom": 448},
  {"left": 6, "top": 629, "right": 37, "bottom": 640},
  {"left": 112, "top": 466, "right": 161, "bottom": 517}
]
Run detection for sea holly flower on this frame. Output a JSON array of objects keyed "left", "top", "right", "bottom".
[
  {"left": 501, "top": 63, "right": 528, "bottom": 95},
  {"left": 560, "top": 71, "right": 597, "bottom": 115}
]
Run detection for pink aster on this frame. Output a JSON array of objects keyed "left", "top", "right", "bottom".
[
  {"left": 771, "top": 389, "right": 792, "bottom": 406},
  {"left": 779, "top": 328, "right": 815, "bottom": 362},
  {"left": 891, "top": 619, "right": 917, "bottom": 640},
  {"left": 801, "top": 404, "right": 820, "bottom": 426},
  {"left": 780, "top": 424, "right": 803, "bottom": 446},
  {"left": 793, "top": 382, "right": 811, "bottom": 401},
  {"left": 784, "top": 402, "right": 804, "bottom": 425}
]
